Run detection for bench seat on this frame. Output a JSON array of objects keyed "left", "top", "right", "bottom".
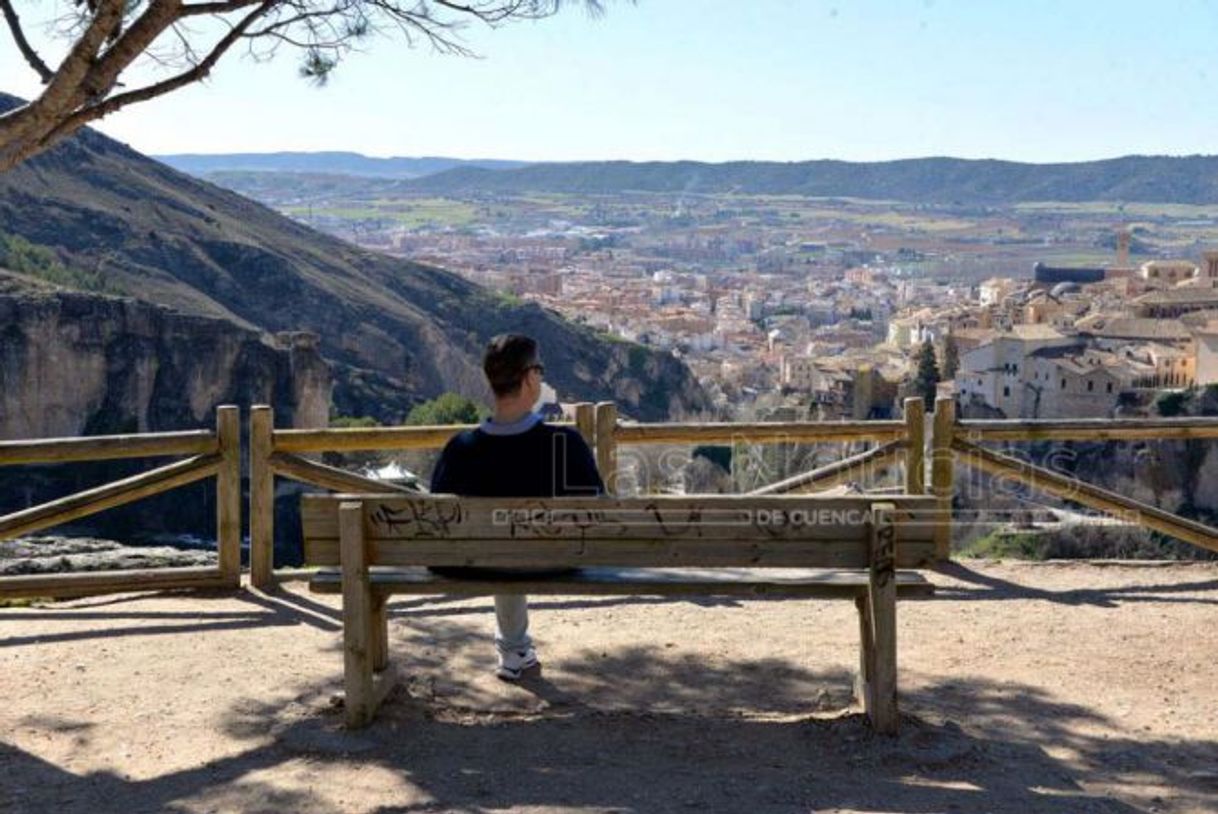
[{"left": 309, "top": 566, "right": 935, "bottom": 598}]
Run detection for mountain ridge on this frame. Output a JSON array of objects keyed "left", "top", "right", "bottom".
[
  {"left": 156, "top": 151, "right": 529, "bottom": 178},
  {"left": 156, "top": 150, "right": 1218, "bottom": 204},
  {"left": 396, "top": 155, "right": 1218, "bottom": 204}
]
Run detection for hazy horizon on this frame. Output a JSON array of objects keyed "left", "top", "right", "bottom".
[{"left": 152, "top": 149, "right": 1218, "bottom": 166}]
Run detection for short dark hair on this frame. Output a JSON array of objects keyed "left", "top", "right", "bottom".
[{"left": 483, "top": 334, "right": 540, "bottom": 397}]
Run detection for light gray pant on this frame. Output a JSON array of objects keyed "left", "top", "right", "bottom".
[{"left": 494, "top": 594, "right": 532, "bottom": 655}]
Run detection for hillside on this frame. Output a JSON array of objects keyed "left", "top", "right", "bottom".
[
  {"left": 398, "top": 155, "right": 1218, "bottom": 204},
  {"left": 0, "top": 93, "right": 707, "bottom": 422},
  {"left": 156, "top": 151, "right": 528, "bottom": 178}
]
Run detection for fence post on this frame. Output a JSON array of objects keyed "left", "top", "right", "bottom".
[
  {"left": 250, "top": 405, "right": 275, "bottom": 588},
  {"left": 595, "top": 401, "right": 618, "bottom": 494},
  {"left": 903, "top": 397, "right": 925, "bottom": 495},
  {"left": 215, "top": 405, "right": 242, "bottom": 586},
  {"left": 931, "top": 395, "right": 956, "bottom": 559},
  {"left": 575, "top": 402, "right": 596, "bottom": 450}
]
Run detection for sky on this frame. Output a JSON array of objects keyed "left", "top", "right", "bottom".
[{"left": 3, "top": 0, "right": 1218, "bottom": 162}]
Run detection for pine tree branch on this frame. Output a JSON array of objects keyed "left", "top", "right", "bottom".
[{"left": 34, "top": 2, "right": 275, "bottom": 152}]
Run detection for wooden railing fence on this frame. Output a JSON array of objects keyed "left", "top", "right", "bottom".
[
  {"left": 6, "top": 396, "right": 1218, "bottom": 598},
  {"left": 942, "top": 395, "right": 1218, "bottom": 556},
  {"left": 0, "top": 405, "right": 241, "bottom": 599},
  {"left": 247, "top": 399, "right": 922, "bottom": 586}
]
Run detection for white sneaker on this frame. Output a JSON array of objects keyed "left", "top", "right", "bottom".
[{"left": 496, "top": 647, "right": 540, "bottom": 681}]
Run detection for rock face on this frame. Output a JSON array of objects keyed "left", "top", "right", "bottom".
[
  {"left": 0, "top": 535, "right": 216, "bottom": 575},
  {"left": 0, "top": 283, "right": 331, "bottom": 438}
]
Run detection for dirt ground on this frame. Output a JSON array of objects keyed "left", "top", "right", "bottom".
[{"left": 1, "top": 560, "right": 1216, "bottom": 814}]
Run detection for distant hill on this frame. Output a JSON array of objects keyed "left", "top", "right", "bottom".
[
  {"left": 158, "top": 152, "right": 1218, "bottom": 205},
  {"left": 397, "top": 156, "right": 1218, "bottom": 204},
  {"left": 0, "top": 94, "right": 706, "bottom": 422},
  {"left": 156, "top": 151, "right": 529, "bottom": 179}
]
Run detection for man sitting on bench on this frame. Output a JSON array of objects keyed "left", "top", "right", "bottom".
[{"left": 430, "top": 334, "right": 605, "bottom": 680}]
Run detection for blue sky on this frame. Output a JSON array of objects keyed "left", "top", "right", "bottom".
[{"left": 3, "top": 0, "right": 1217, "bottom": 161}]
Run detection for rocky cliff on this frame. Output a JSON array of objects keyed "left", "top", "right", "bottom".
[{"left": 0, "top": 275, "right": 330, "bottom": 438}]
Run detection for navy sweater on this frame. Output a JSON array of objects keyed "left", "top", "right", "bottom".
[{"left": 430, "top": 416, "right": 604, "bottom": 498}]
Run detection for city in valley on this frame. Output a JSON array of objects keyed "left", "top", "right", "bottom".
[{"left": 209, "top": 169, "right": 1218, "bottom": 422}]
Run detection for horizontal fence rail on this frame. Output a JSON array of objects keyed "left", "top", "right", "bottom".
[
  {"left": 273, "top": 424, "right": 479, "bottom": 454},
  {"left": 0, "top": 406, "right": 241, "bottom": 600},
  {"left": 613, "top": 420, "right": 906, "bottom": 445},
  {"left": 0, "top": 430, "right": 216, "bottom": 466},
  {"left": 955, "top": 417, "right": 1218, "bottom": 442},
  {"left": 2, "top": 566, "right": 230, "bottom": 600}
]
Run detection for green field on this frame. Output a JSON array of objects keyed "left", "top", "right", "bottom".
[{"left": 284, "top": 197, "right": 480, "bottom": 228}]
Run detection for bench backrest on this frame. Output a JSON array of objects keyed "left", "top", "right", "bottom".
[{"left": 302, "top": 494, "right": 938, "bottom": 569}]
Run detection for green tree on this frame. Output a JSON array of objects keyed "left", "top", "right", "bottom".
[
  {"left": 1154, "top": 390, "right": 1190, "bottom": 418},
  {"left": 329, "top": 415, "right": 379, "bottom": 429},
  {"left": 942, "top": 332, "right": 960, "bottom": 381},
  {"left": 913, "top": 338, "right": 941, "bottom": 407},
  {"left": 691, "top": 444, "right": 732, "bottom": 472},
  {"left": 406, "top": 392, "right": 483, "bottom": 426},
  {"left": 324, "top": 414, "right": 381, "bottom": 468},
  {"left": 0, "top": 231, "right": 116, "bottom": 293}
]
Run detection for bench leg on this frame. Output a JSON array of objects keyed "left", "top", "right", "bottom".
[
  {"left": 866, "top": 502, "right": 899, "bottom": 735},
  {"left": 340, "top": 502, "right": 376, "bottom": 728},
  {"left": 854, "top": 594, "right": 873, "bottom": 709},
  {"left": 372, "top": 595, "right": 389, "bottom": 673}
]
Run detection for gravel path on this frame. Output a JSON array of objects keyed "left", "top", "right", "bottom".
[{"left": 1, "top": 560, "right": 1216, "bottom": 813}]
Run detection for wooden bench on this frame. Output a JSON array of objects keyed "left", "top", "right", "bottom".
[{"left": 303, "top": 494, "right": 938, "bottom": 732}]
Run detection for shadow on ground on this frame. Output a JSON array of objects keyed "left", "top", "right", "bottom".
[
  {"left": 4, "top": 575, "right": 1218, "bottom": 813},
  {"left": 4, "top": 616, "right": 1216, "bottom": 813},
  {"left": 934, "top": 561, "right": 1218, "bottom": 608}
]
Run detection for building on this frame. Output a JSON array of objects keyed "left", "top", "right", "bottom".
[
  {"left": 955, "top": 325, "right": 1079, "bottom": 417},
  {"left": 1024, "top": 347, "right": 1131, "bottom": 418},
  {"left": 844, "top": 267, "right": 883, "bottom": 285},
  {"left": 1139, "top": 260, "right": 1199, "bottom": 286},
  {"left": 1141, "top": 343, "right": 1195, "bottom": 388},
  {"left": 1200, "top": 252, "right": 1218, "bottom": 288},
  {"left": 780, "top": 355, "right": 852, "bottom": 396},
  {"left": 1082, "top": 315, "right": 1192, "bottom": 346},
  {"left": 1033, "top": 262, "right": 1106, "bottom": 286},
  {"left": 1191, "top": 324, "right": 1218, "bottom": 385},
  {"left": 1133, "top": 288, "right": 1218, "bottom": 319},
  {"left": 979, "top": 277, "right": 1017, "bottom": 306}
]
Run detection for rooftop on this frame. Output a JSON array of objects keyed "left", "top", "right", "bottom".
[
  {"left": 1135, "top": 288, "right": 1218, "bottom": 305},
  {"left": 1007, "top": 324, "right": 1069, "bottom": 341},
  {"left": 1082, "top": 317, "right": 1192, "bottom": 342}
]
